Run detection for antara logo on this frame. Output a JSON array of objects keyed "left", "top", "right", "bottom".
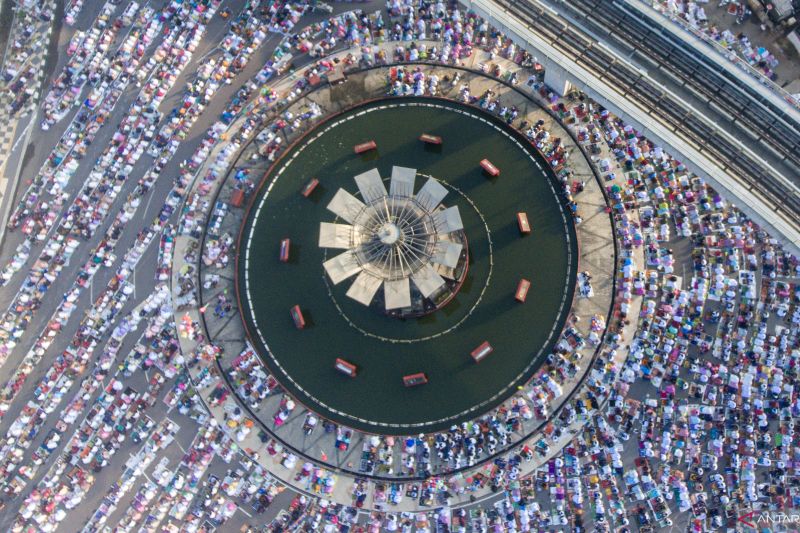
[
  {"left": 737, "top": 511, "right": 757, "bottom": 528},
  {"left": 738, "top": 511, "right": 800, "bottom": 528}
]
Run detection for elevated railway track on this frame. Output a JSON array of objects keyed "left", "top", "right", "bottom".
[
  {"left": 553, "top": 0, "right": 800, "bottom": 177},
  {"left": 480, "top": 0, "right": 800, "bottom": 246}
]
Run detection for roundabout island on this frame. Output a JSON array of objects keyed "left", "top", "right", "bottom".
[
  {"left": 238, "top": 98, "right": 579, "bottom": 434},
  {"left": 182, "top": 56, "right": 616, "bottom": 499}
]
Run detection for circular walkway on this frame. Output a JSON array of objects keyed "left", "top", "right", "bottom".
[{"left": 173, "top": 51, "right": 618, "bottom": 503}]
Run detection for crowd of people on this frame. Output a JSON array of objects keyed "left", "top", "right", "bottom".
[
  {"left": 0, "top": 0, "right": 306, "bottom": 528},
  {"left": 163, "top": 6, "right": 589, "bottom": 532},
  {"left": 186, "top": 1, "right": 800, "bottom": 531},
  {"left": 546, "top": 62, "right": 800, "bottom": 531},
  {"left": 1, "top": 0, "right": 55, "bottom": 116},
  {"left": 2, "top": 0, "right": 800, "bottom": 530},
  {"left": 651, "top": 0, "right": 788, "bottom": 85}
]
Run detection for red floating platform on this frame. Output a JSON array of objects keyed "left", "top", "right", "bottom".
[
  {"left": 480, "top": 158, "right": 500, "bottom": 177},
  {"left": 471, "top": 341, "right": 493, "bottom": 363},
  {"left": 517, "top": 212, "right": 531, "bottom": 234},
  {"left": 419, "top": 133, "right": 442, "bottom": 145},
  {"left": 515, "top": 279, "right": 531, "bottom": 303},
  {"left": 403, "top": 373, "right": 428, "bottom": 387},
  {"left": 354, "top": 140, "right": 377, "bottom": 154},
  {"left": 301, "top": 178, "right": 319, "bottom": 198},
  {"left": 335, "top": 358, "right": 357, "bottom": 377},
  {"left": 279, "top": 238, "right": 290, "bottom": 263},
  {"left": 290, "top": 305, "right": 305, "bottom": 329}
]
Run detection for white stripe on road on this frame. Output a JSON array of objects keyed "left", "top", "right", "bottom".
[{"left": 10, "top": 121, "right": 32, "bottom": 153}]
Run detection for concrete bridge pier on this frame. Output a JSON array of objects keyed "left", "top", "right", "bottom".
[
  {"left": 542, "top": 61, "right": 573, "bottom": 96},
  {"left": 464, "top": 0, "right": 573, "bottom": 96}
]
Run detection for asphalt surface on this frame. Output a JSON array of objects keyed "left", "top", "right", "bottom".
[
  {"left": 0, "top": 0, "right": 13, "bottom": 65},
  {"left": 0, "top": 0, "right": 715, "bottom": 530},
  {"left": 0, "top": 0, "right": 386, "bottom": 530}
]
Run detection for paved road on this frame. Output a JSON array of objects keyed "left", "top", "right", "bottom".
[
  {"left": 0, "top": 1, "right": 621, "bottom": 530},
  {"left": 0, "top": 0, "right": 60, "bottom": 255},
  {"left": 0, "top": 1, "right": 384, "bottom": 530}
]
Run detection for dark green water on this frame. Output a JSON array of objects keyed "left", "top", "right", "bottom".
[{"left": 239, "top": 98, "right": 577, "bottom": 433}]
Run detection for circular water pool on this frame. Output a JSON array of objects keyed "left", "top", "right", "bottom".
[{"left": 238, "top": 97, "right": 578, "bottom": 433}]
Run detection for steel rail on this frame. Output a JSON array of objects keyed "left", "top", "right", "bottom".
[
  {"left": 559, "top": 0, "right": 800, "bottom": 171},
  {"left": 494, "top": 0, "right": 800, "bottom": 228}
]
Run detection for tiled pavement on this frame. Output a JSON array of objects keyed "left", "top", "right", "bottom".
[{"left": 0, "top": 0, "right": 55, "bottom": 239}]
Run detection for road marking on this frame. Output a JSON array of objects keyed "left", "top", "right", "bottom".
[
  {"left": 143, "top": 188, "right": 158, "bottom": 230},
  {"left": 10, "top": 121, "right": 32, "bottom": 153}
]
